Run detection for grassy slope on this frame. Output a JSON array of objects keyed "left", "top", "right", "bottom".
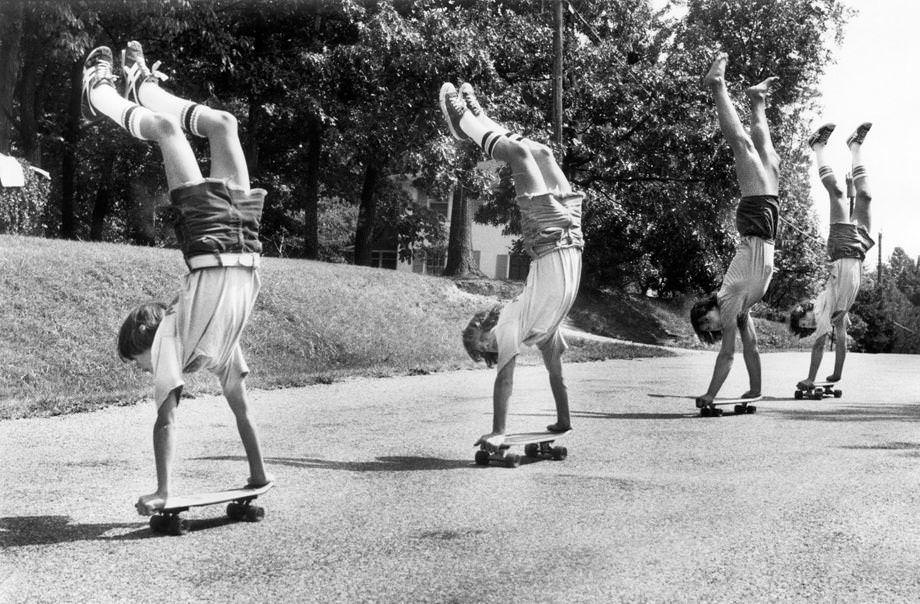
[{"left": 0, "top": 235, "right": 669, "bottom": 419}]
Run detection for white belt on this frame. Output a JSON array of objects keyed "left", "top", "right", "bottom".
[{"left": 186, "top": 252, "right": 260, "bottom": 271}]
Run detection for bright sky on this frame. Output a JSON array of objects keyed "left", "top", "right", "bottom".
[{"left": 812, "top": 0, "right": 920, "bottom": 262}]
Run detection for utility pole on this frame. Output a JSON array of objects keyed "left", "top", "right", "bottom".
[
  {"left": 552, "top": 0, "right": 564, "bottom": 145},
  {"left": 877, "top": 231, "right": 883, "bottom": 284}
]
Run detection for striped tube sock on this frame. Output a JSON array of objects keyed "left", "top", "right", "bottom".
[
  {"left": 136, "top": 83, "right": 206, "bottom": 137},
  {"left": 851, "top": 164, "right": 868, "bottom": 183},
  {"left": 89, "top": 84, "right": 152, "bottom": 140}
]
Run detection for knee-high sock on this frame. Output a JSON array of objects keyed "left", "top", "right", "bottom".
[
  {"left": 90, "top": 84, "right": 151, "bottom": 140},
  {"left": 813, "top": 143, "right": 836, "bottom": 186},
  {"left": 136, "top": 82, "right": 205, "bottom": 137}
]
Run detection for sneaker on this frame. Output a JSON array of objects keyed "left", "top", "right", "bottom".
[
  {"left": 806, "top": 123, "right": 835, "bottom": 148},
  {"left": 846, "top": 122, "right": 872, "bottom": 147},
  {"left": 81, "top": 46, "right": 116, "bottom": 122},
  {"left": 438, "top": 82, "right": 469, "bottom": 141},
  {"left": 121, "top": 40, "right": 168, "bottom": 103},
  {"left": 458, "top": 82, "right": 486, "bottom": 118}
]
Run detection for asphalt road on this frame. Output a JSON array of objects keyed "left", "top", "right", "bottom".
[{"left": 2, "top": 350, "right": 920, "bottom": 602}]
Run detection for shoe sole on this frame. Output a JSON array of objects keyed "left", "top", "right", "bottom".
[{"left": 438, "top": 82, "right": 463, "bottom": 141}]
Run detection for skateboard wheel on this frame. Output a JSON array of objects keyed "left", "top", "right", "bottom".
[
  {"left": 794, "top": 390, "right": 803, "bottom": 400},
  {"left": 812, "top": 392, "right": 823, "bottom": 400},
  {"left": 227, "top": 502, "right": 246, "bottom": 520},
  {"left": 167, "top": 515, "right": 188, "bottom": 536},
  {"left": 244, "top": 505, "right": 265, "bottom": 522},
  {"left": 551, "top": 446, "right": 567, "bottom": 461},
  {"left": 149, "top": 515, "right": 166, "bottom": 533},
  {"left": 474, "top": 450, "right": 490, "bottom": 466},
  {"left": 504, "top": 454, "right": 521, "bottom": 468},
  {"left": 834, "top": 390, "right": 842, "bottom": 398},
  {"left": 746, "top": 405, "right": 756, "bottom": 414},
  {"left": 734, "top": 405, "right": 745, "bottom": 414},
  {"left": 524, "top": 443, "right": 539, "bottom": 458}
]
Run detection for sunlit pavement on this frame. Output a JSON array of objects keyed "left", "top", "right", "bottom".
[{"left": 2, "top": 350, "right": 920, "bottom": 602}]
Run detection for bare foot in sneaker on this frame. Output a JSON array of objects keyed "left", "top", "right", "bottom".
[
  {"left": 703, "top": 53, "right": 728, "bottom": 88},
  {"left": 807, "top": 123, "right": 836, "bottom": 149},
  {"left": 744, "top": 76, "right": 779, "bottom": 101}
]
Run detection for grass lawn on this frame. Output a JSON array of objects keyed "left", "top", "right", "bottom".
[{"left": 0, "top": 235, "right": 671, "bottom": 420}]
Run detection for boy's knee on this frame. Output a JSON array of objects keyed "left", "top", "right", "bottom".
[
  {"left": 208, "top": 110, "right": 239, "bottom": 136},
  {"left": 504, "top": 138, "right": 532, "bottom": 163},
  {"left": 147, "top": 113, "right": 182, "bottom": 138},
  {"left": 856, "top": 190, "right": 872, "bottom": 204},
  {"left": 528, "top": 141, "right": 554, "bottom": 162}
]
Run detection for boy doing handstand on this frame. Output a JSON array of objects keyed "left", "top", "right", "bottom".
[
  {"left": 789, "top": 122, "right": 874, "bottom": 388},
  {"left": 83, "top": 42, "right": 273, "bottom": 515},
  {"left": 691, "top": 53, "right": 781, "bottom": 407},
  {"left": 440, "top": 82, "right": 583, "bottom": 447}
]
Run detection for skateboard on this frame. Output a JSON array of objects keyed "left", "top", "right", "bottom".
[
  {"left": 474, "top": 431, "right": 570, "bottom": 468},
  {"left": 697, "top": 395, "right": 762, "bottom": 417},
  {"left": 794, "top": 381, "right": 842, "bottom": 400},
  {"left": 148, "top": 483, "right": 274, "bottom": 536}
]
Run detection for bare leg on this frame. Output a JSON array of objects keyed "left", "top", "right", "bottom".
[
  {"left": 744, "top": 77, "right": 781, "bottom": 193},
  {"left": 490, "top": 138, "right": 548, "bottom": 197},
  {"left": 809, "top": 125, "right": 849, "bottom": 223},
  {"left": 521, "top": 140, "right": 572, "bottom": 195},
  {"left": 703, "top": 54, "right": 774, "bottom": 197}
]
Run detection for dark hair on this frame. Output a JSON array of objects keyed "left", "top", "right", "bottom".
[
  {"left": 788, "top": 300, "right": 816, "bottom": 338},
  {"left": 689, "top": 292, "right": 722, "bottom": 344},
  {"left": 117, "top": 302, "right": 168, "bottom": 361},
  {"left": 462, "top": 304, "right": 503, "bottom": 367}
]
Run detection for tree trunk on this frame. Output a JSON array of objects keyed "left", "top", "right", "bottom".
[
  {"left": 443, "top": 184, "right": 481, "bottom": 277},
  {"left": 353, "top": 160, "right": 378, "bottom": 266},
  {"left": 89, "top": 151, "right": 115, "bottom": 240},
  {"left": 0, "top": 1, "right": 24, "bottom": 154},
  {"left": 17, "top": 31, "right": 42, "bottom": 165},
  {"left": 60, "top": 61, "right": 82, "bottom": 238},
  {"left": 245, "top": 98, "right": 261, "bottom": 178},
  {"left": 301, "top": 114, "right": 322, "bottom": 259}
]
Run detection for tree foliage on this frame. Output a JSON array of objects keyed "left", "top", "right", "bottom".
[{"left": 0, "top": 0, "right": 851, "bottom": 304}]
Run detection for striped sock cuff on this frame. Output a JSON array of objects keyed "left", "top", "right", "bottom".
[
  {"left": 121, "top": 105, "right": 149, "bottom": 140},
  {"left": 480, "top": 131, "right": 503, "bottom": 158},
  {"left": 180, "top": 103, "right": 205, "bottom": 137},
  {"left": 851, "top": 165, "right": 868, "bottom": 181},
  {"left": 504, "top": 132, "right": 524, "bottom": 142},
  {"left": 818, "top": 166, "right": 835, "bottom": 180}
]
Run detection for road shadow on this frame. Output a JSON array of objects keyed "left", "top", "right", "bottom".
[
  {"left": 195, "top": 455, "right": 474, "bottom": 472},
  {"left": 512, "top": 410, "right": 697, "bottom": 421},
  {"left": 839, "top": 441, "right": 920, "bottom": 451},
  {"left": 771, "top": 403, "right": 920, "bottom": 423},
  {"left": 0, "top": 515, "right": 149, "bottom": 547}
]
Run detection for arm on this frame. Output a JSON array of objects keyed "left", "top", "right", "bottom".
[
  {"left": 541, "top": 338, "right": 570, "bottom": 430},
  {"left": 806, "top": 333, "right": 828, "bottom": 382},
  {"left": 738, "top": 313, "right": 762, "bottom": 397},
  {"left": 136, "top": 389, "right": 179, "bottom": 515},
  {"left": 829, "top": 314, "right": 849, "bottom": 380},
  {"left": 490, "top": 357, "right": 516, "bottom": 435},
  {"left": 698, "top": 322, "right": 737, "bottom": 404}
]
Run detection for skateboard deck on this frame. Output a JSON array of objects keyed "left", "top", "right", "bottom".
[
  {"left": 149, "top": 483, "right": 274, "bottom": 536},
  {"left": 794, "top": 381, "right": 842, "bottom": 400},
  {"left": 697, "top": 395, "right": 762, "bottom": 417},
  {"left": 475, "top": 431, "right": 570, "bottom": 468}
]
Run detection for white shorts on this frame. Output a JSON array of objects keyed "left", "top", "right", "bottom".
[
  {"left": 494, "top": 247, "right": 582, "bottom": 371},
  {"left": 151, "top": 266, "right": 260, "bottom": 408},
  {"left": 813, "top": 257, "right": 862, "bottom": 338}
]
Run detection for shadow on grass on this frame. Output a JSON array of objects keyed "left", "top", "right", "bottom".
[
  {"left": 0, "top": 516, "right": 149, "bottom": 547},
  {"left": 771, "top": 403, "right": 920, "bottom": 423},
  {"left": 195, "top": 455, "right": 473, "bottom": 472}
]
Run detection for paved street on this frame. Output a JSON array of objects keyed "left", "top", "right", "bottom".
[{"left": 2, "top": 350, "right": 920, "bottom": 602}]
